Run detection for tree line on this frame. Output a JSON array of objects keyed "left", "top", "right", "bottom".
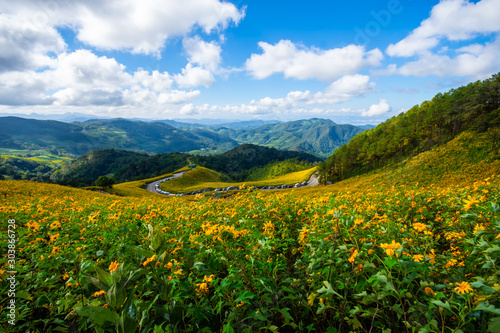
[{"left": 318, "top": 73, "right": 500, "bottom": 183}]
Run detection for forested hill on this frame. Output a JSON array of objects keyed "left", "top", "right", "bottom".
[
  {"left": 52, "top": 144, "right": 321, "bottom": 187},
  {"left": 318, "top": 73, "right": 500, "bottom": 183},
  {"left": 210, "top": 118, "right": 365, "bottom": 157}
]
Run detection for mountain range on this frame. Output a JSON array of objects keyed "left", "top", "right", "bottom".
[{"left": 0, "top": 116, "right": 370, "bottom": 157}]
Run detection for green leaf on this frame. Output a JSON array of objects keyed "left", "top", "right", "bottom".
[
  {"left": 80, "top": 260, "right": 95, "bottom": 273},
  {"left": 317, "top": 281, "right": 342, "bottom": 297},
  {"left": 475, "top": 302, "right": 500, "bottom": 315},
  {"left": 470, "top": 281, "right": 499, "bottom": 295},
  {"left": 95, "top": 266, "right": 113, "bottom": 288},
  {"left": 235, "top": 291, "right": 256, "bottom": 303},
  {"left": 16, "top": 290, "right": 32, "bottom": 300},
  {"left": 222, "top": 322, "right": 234, "bottom": 333},
  {"left": 316, "top": 302, "right": 327, "bottom": 315},
  {"left": 76, "top": 306, "right": 119, "bottom": 325},
  {"left": 431, "top": 300, "right": 451, "bottom": 312},
  {"left": 85, "top": 276, "right": 109, "bottom": 291},
  {"left": 106, "top": 283, "right": 127, "bottom": 310},
  {"left": 132, "top": 246, "right": 155, "bottom": 259},
  {"left": 153, "top": 324, "right": 166, "bottom": 333},
  {"left": 488, "top": 316, "right": 500, "bottom": 332},
  {"left": 485, "top": 245, "right": 500, "bottom": 254},
  {"left": 116, "top": 313, "right": 138, "bottom": 333},
  {"left": 266, "top": 325, "right": 279, "bottom": 332}
]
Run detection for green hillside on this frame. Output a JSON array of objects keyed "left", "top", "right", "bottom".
[
  {"left": 318, "top": 73, "right": 500, "bottom": 183},
  {"left": 0, "top": 117, "right": 238, "bottom": 156},
  {"left": 191, "top": 144, "right": 321, "bottom": 180},
  {"left": 209, "top": 118, "right": 365, "bottom": 157},
  {"left": 51, "top": 144, "right": 320, "bottom": 187}
]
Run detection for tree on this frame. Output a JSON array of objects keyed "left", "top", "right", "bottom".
[{"left": 95, "top": 175, "right": 115, "bottom": 188}]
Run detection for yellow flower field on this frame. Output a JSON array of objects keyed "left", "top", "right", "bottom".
[{"left": 1, "top": 133, "right": 500, "bottom": 332}]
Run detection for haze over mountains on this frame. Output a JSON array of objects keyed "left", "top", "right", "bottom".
[{"left": 0, "top": 116, "right": 370, "bottom": 157}]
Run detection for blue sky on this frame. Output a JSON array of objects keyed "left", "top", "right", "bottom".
[{"left": 0, "top": 0, "right": 499, "bottom": 125}]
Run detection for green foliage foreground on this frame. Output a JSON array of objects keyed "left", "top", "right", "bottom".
[{"left": 1, "top": 170, "right": 500, "bottom": 332}]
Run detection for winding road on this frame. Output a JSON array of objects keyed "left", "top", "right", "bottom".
[{"left": 146, "top": 169, "right": 319, "bottom": 196}]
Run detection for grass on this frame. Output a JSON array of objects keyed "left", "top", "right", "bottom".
[
  {"left": 159, "top": 166, "right": 317, "bottom": 194},
  {"left": 0, "top": 150, "right": 73, "bottom": 166},
  {"left": 110, "top": 166, "right": 191, "bottom": 197}
]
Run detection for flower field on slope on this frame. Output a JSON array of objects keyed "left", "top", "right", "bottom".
[{"left": 1, "top": 173, "right": 500, "bottom": 333}]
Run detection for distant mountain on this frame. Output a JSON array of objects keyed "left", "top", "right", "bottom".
[
  {"left": 0, "top": 116, "right": 367, "bottom": 157},
  {"left": 358, "top": 124, "right": 376, "bottom": 130},
  {"left": 214, "top": 120, "right": 281, "bottom": 129},
  {"left": 159, "top": 119, "right": 281, "bottom": 129},
  {"left": 0, "top": 117, "right": 238, "bottom": 155},
  {"left": 209, "top": 118, "right": 365, "bottom": 157},
  {"left": 0, "top": 112, "right": 105, "bottom": 122}
]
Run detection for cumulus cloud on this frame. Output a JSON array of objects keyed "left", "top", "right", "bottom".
[
  {"left": 183, "top": 36, "right": 222, "bottom": 72},
  {"left": 207, "top": 74, "right": 377, "bottom": 116},
  {"left": 0, "top": 0, "right": 247, "bottom": 114},
  {"left": 361, "top": 98, "right": 390, "bottom": 117},
  {"left": 387, "top": 0, "right": 500, "bottom": 57},
  {"left": 245, "top": 40, "right": 383, "bottom": 81},
  {"left": 0, "top": 49, "right": 201, "bottom": 108},
  {"left": 0, "top": 14, "right": 66, "bottom": 73},
  {"left": 174, "top": 64, "right": 215, "bottom": 88},
  {"left": 1, "top": 0, "right": 245, "bottom": 56},
  {"left": 179, "top": 103, "right": 198, "bottom": 115},
  {"left": 394, "top": 38, "right": 500, "bottom": 79},
  {"left": 383, "top": 0, "right": 500, "bottom": 80}
]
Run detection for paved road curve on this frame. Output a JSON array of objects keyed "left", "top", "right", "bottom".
[
  {"left": 146, "top": 170, "right": 319, "bottom": 196},
  {"left": 145, "top": 171, "right": 186, "bottom": 194}
]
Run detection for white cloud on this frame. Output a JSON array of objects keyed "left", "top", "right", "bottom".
[
  {"left": 179, "top": 103, "right": 198, "bottom": 115},
  {"left": 0, "top": 49, "right": 201, "bottom": 108},
  {"left": 0, "top": 14, "right": 66, "bottom": 73},
  {"left": 314, "top": 74, "right": 376, "bottom": 104},
  {"left": 385, "top": 37, "right": 500, "bottom": 79},
  {"left": 1, "top": 0, "right": 245, "bottom": 56},
  {"left": 199, "top": 74, "right": 377, "bottom": 116},
  {"left": 361, "top": 98, "right": 390, "bottom": 117},
  {"left": 174, "top": 64, "right": 214, "bottom": 88},
  {"left": 245, "top": 40, "right": 383, "bottom": 81},
  {"left": 183, "top": 36, "right": 222, "bottom": 72},
  {"left": 132, "top": 69, "right": 173, "bottom": 92},
  {"left": 387, "top": 0, "right": 500, "bottom": 57}
]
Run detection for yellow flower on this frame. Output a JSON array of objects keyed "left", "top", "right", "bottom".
[
  {"left": 204, "top": 274, "right": 214, "bottom": 283},
  {"left": 195, "top": 281, "right": 210, "bottom": 296},
  {"left": 463, "top": 195, "right": 480, "bottom": 211},
  {"left": 307, "top": 293, "right": 317, "bottom": 306},
  {"left": 108, "top": 261, "right": 119, "bottom": 273},
  {"left": 473, "top": 223, "right": 486, "bottom": 234},
  {"left": 379, "top": 240, "right": 401, "bottom": 258},
  {"left": 348, "top": 249, "right": 359, "bottom": 264},
  {"left": 413, "top": 254, "right": 424, "bottom": 263},
  {"left": 413, "top": 223, "right": 427, "bottom": 232},
  {"left": 92, "top": 290, "right": 106, "bottom": 297},
  {"left": 454, "top": 281, "right": 473, "bottom": 294},
  {"left": 142, "top": 255, "right": 157, "bottom": 267},
  {"left": 50, "top": 221, "right": 61, "bottom": 229}
]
